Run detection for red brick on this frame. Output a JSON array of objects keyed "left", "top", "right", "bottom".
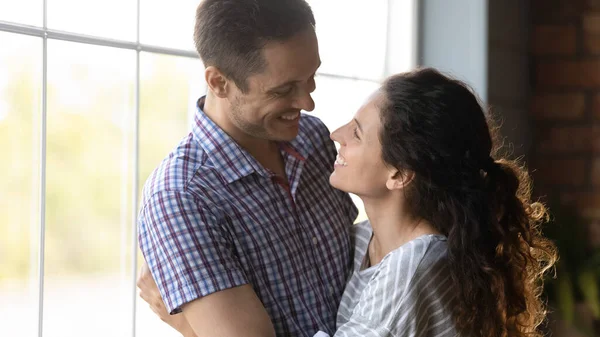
[
  {"left": 594, "top": 94, "right": 600, "bottom": 120},
  {"left": 587, "top": 0, "right": 600, "bottom": 10},
  {"left": 584, "top": 33, "right": 600, "bottom": 55},
  {"left": 536, "top": 126, "right": 600, "bottom": 154},
  {"left": 532, "top": 158, "right": 587, "bottom": 186},
  {"left": 588, "top": 219, "right": 600, "bottom": 248},
  {"left": 584, "top": 13, "right": 600, "bottom": 34},
  {"left": 593, "top": 158, "right": 600, "bottom": 186},
  {"left": 532, "top": 25, "right": 577, "bottom": 55},
  {"left": 531, "top": 93, "right": 586, "bottom": 120},
  {"left": 537, "top": 60, "right": 600, "bottom": 87},
  {"left": 561, "top": 192, "right": 600, "bottom": 219},
  {"left": 532, "top": 0, "right": 587, "bottom": 23}
]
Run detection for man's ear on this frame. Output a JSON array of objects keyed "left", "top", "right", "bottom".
[
  {"left": 205, "top": 66, "right": 230, "bottom": 98},
  {"left": 385, "top": 169, "right": 414, "bottom": 191}
]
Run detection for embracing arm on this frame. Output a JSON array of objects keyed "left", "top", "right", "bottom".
[
  {"left": 138, "top": 190, "right": 276, "bottom": 337},
  {"left": 137, "top": 262, "right": 275, "bottom": 337},
  {"left": 182, "top": 284, "right": 275, "bottom": 337}
]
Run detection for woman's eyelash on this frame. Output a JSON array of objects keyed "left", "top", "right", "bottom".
[{"left": 353, "top": 128, "right": 360, "bottom": 139}]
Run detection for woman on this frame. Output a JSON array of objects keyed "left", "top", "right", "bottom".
[
  {"left": 144, "top": 68, "right": 557, "bottom": 337},
  {"left": 322, "top": 67, "right": 556, "bottom": 337}
]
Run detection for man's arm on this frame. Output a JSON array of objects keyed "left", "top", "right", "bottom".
[
  {"left": 137, "top": 262, "right": 275, "bottom": 337},
  {"left": 138, "top": 190, "right": 276, "bottom": 336},
  {"left": 182, "top": 284, "right": 275, "bottom": 337}
]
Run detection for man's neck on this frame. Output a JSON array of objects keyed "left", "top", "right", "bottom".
[{"left": 202, "top": 93, "right": 285, "bottom": 177}]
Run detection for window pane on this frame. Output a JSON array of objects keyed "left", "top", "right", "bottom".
[
  {"left": 308, "top": 0, "right": 388, "bottom": 80},
  {"left": 43, "top": 40, "right": 136, "bottom": 337},
  {"left": 308, "top": 75, "right": 380, "bottom": 131},
  {"left": 0, "top": 32, "right": 42, "bottom": 337},
  {"left": 135, "top": 53, "right": 204, "bottom": 337},
  {"left": 0, "top": 0, "right": 42, "bottom": 26},
  {"left": 386, "top": 0, "right": 417, "bottom": 75},
  {"left": 138, "top": 52, "right": 205, "bottom": 190},
  {"left": 140, "top": 0, "right": 198, "bottom": 50},
  {"left": 48, "top": 0, "right": 136, "bottom": 41}
]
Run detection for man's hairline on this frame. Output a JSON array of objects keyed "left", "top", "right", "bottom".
[{"left": 201, "top": 26, "right": 319, "bottom": 92}]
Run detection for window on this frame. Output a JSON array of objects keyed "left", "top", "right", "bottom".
[{"left": 0, "top": 1, "right": 415, "bottom": 336}]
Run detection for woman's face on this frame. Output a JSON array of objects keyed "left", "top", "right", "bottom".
[{"left": 329, "top": 90, "right": 394, "bottom": 198}]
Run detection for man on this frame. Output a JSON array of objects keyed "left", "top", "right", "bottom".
[{"left": 136, "top": 0, "right": 357, "bottom": 336}]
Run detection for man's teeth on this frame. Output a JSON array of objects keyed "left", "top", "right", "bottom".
[
  {"left": 280, "top": 113, "right": 300, "bottom": 121},
  {"left": 335, "top": 155, "right": 347, "bottom": 166}
]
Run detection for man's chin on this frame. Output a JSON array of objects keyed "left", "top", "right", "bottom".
[{"left": 271, "top": 128, "right": 300, "bottom": 142}]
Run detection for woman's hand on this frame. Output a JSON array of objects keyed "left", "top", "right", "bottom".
[{"left": 137, "top": 262, "right": 197, "bottom": 337}]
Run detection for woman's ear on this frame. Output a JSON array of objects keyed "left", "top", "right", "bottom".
[{"left": 385, "top": 169, "right": 414, "bottom": 191}]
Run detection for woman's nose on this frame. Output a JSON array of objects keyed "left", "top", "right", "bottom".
[{"left": 330, "top": 126, "right": 344, "bottom": 145}]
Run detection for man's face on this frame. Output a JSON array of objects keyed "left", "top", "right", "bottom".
[{"left": 227, "top": 28, "right": 320, "bottom": 142}]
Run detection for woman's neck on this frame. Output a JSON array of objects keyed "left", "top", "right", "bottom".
[{"left": 363, "top": 195, "right": 440, "bottom": 266}]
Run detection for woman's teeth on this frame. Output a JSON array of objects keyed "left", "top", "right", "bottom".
[{"left": 335, "top": 155, "right": 347, "bottom": 166}]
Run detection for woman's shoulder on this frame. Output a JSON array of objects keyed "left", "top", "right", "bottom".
[
  {"left": 348, "top": 220, "right": 373, "bottom": 270},
  {"left": 350, "top": 220, "right": 372, "bottom": 249},
  {"left": 386, "top": 234, "right": 448, "bottom": 270},
  {"left": 351, "top": 220, "right": 372, "bottom": 236},
  {"left": 345, "top": 233, "right": 452, "bottom": 330},
  {"left": 358, "top": 234, "right": 449, "bottom": 297}
]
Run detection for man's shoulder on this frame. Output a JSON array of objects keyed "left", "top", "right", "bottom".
[
  {"left": 298, "top": 114, "right": 336, "bottom": 159},
  {"left": 141, "top": 133, "right": 212, "bottom": 206},
  {"left": 299, "top": 113, "right": 328, "bottom": 130},
  {"left": 299, "top": 114, "right": 331, "bottom": 143}
]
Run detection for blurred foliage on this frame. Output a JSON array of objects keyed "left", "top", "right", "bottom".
[
  {"left": 0, "top": 38, "right": 200, "bottom": 280},
  {"left": 544, "top": 199, "right": 600, "bottom": 336}
]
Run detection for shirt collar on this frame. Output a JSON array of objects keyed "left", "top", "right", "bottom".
[
  {"left": 192, "top": 97, "right": 258, "bottom": 183},
  {"left": 191, "top": 96, "right": 313, "bottom": 183}
]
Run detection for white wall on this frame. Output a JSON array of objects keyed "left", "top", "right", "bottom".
[{"left": 418, "top": 0, "right": 489, "bottom": 102}]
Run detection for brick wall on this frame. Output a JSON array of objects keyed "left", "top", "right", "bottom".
[
  {"left": 530, "top": 0, "right": 600, "bottom": 222},
  {"left": 488, "top": 0, "right": 531, "bottom": 160}
]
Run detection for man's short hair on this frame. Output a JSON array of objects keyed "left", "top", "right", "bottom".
[{"left": 194, "top": 0, "right": 316, "bottom": 92}]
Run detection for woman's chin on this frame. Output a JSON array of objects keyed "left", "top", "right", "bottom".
[{"left": 329, "top": 172, "right": 349, "bottom": 192}]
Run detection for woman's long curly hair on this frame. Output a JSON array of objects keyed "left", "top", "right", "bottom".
[{"left": 378, "top": 68, "right": 558, "bottom": 337}]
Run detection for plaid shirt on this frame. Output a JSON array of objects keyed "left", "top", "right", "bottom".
[{"left": 138, "top": 97, "right": 358, "bottom": 336}]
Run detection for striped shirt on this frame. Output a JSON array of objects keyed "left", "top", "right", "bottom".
[
  {"left": 333, "top": 221, "right": 458, "bottom": 337},
  {"left": 138, "top": 97, "right": 358, "bottom": 337}
]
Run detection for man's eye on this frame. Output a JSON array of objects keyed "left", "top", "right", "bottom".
[{"left": 273, "top": 87, "right": 293, "bottom": 97}]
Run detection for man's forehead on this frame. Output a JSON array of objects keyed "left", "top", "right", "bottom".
[
  {"left": 257, "top": 31, "right": 320, "bottom": 84},
  {"left": 249, "top": 60, "right": 319, "bottom": 92}
]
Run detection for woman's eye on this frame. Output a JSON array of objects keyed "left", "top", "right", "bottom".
[{"left": 353, "top": 128, "right": 360, "bottom": 140}]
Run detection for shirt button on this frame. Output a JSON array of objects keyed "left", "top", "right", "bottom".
[{"left": 312, "top": 237, "right": 318, "bottom": 245}]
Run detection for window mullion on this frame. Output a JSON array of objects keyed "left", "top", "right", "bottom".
[
  {"left": 36, "top": 0, "right": 48, "bottom": 336},
  {"left": 131, "top": 0, "right": 141, "bottom": 335}
]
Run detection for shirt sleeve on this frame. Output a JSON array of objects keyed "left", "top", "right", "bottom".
[
  {"left": 333, "top": 318, "right": 393, "bottom": 336},
  {"left": 138, "top": 190, "right": 248, "bottom": 314}
]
